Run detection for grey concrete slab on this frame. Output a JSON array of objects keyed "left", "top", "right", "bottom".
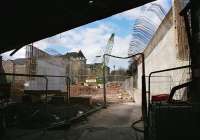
[
  {"left": 65, "top": 127, "right": 143, "bottom": 140},
  {"left": 65, "top": 102, "right": 143, "bottom": 140}
]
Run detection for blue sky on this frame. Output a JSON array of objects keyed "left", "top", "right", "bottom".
[{"left": 2, "top": 0, "right": 172, "bottom": 69}]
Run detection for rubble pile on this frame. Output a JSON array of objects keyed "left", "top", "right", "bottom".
[{"left": 70, "top": 85, "right": 101, "bottom": 96}]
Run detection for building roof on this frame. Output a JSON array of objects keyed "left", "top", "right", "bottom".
[
  {"left": 0, "top": 0, "right": 153, "bottom": 53},
  {"left": 2, "top": 58, "right": 28, "bottom": 65},
  {"left": 14, "top": 58, "right": 28, "bottom": 65},
  {"left": 65, "top": 50, "right": 86, "bottom": 58}
]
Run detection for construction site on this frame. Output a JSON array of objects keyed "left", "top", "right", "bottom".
[{"left": 0, "top": 0, "right": 200, "bottom": 140}]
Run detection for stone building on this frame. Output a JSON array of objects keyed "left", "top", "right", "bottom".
[
  {"left": 2, "top": 58, "right": 27, "bottom": 82},
  {"left": 63, "top": 50, "right": 87, "bottom": 84},
  {"left": 2, "top": 58, "right": 29, "bottom": 95}
]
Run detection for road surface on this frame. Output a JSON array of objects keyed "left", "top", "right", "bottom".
[
  {"left": 6, "top": 102, "right": 143, "bottom": 140},
  {"left": 65, "top": 102, "right": 143, "bottom": 140}
]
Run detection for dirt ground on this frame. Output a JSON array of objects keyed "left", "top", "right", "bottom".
[
  {"left": 78, "top": 102, "right": 141, "bottom": 127},
  {"left": 3, "top": 101, "right": 143, "bottom": 140},
  {"left": 65, "top": 102, "right": 143, "bottom": 140},
  {"left": 3, "top": 85, "right": 143, "bottom": 140}
]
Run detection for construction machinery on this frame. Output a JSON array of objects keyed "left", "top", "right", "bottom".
[
  {"left": 95, "top": 33, "right": 115, "bottom": 65},
  {"left": 103, "top": 33, "right": 115, "bottom": 65},
  {"left": 94, "top": 33, "right": 115, "bottom": 83}
]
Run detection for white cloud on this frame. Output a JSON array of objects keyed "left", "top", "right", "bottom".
[
  {"left": 1, "top": 40, "right": 49, "bottom": 60},
  {"left": 1, "top": 47, "right": 26, "bottom": 60},
  {"left": 112, "top": 35, "right": 131, "bottom": 56},
  {"left": 112, "top": 0, "right": 171, "bottom": 22},
  {"left": 113, "top": 6, "right": 143, "bottom": 21},
  {"left": 108, "top": 35, "right": 132, "bottom": 70},
  {"left": 1, "top": 23, "right": 131, "bottom": 68},
  {"left": 1, "top": 0, "right": 171, "bottom": 68}
]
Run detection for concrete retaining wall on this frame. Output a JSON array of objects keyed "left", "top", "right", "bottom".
[
  {"left": 26, "top": 58, "right": 66, "bottom": 91},
  {"left": 137, "top": 7, "right": 190, "bottom": 102},
  {"left": 138, "top": 27, "right": 189, "bottom": 96},
  {"left": 122, "top": 77, "right": 134, "bottom": 96}
]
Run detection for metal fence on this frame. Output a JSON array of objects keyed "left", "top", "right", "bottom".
[
  {"left": 0, "top": 73, "right": 70, "bottom": 104},
  {"left": 148, "top": 65, "right": 191, "bottom": 105}
]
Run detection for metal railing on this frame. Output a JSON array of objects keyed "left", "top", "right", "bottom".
[
  {"left": 148, "top": 65, "right": 191, "bottom": 109},
  {"left": 45, "top": 75, "right": 71, "bottom": 103},
  {"left": 147, "top": 65, "right": 191, "bottom": 140},
  {"left": 0, "top": 73, "right": 71, "bottom": 103},
  {"left": 168, "top": 81, "right": 192, "bottom": 103},
  {"left": 0, "top": 73, "right": 48, "bottom": 103},
  {"left": 146, "top": 75, "right": 172, "bottom": 94}
]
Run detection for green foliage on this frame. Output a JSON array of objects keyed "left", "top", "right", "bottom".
[{"left": 96, "top": 76, "right": 103, "bottom": 84}]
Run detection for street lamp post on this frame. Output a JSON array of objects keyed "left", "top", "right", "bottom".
[
  {"left": 103, "top": 55, "right": 107, "bottom": 107},
  {"left": 96, "top": 55, "right": 107, "bottom": 107},
  {"left": 10, "top": 60, "right": 16, "bottom": 95}
]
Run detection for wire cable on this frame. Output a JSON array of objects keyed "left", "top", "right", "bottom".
[{"left": 131, "top": 118, "right": 144, "bottom": 133}]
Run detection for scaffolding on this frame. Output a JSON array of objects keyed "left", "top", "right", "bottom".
[{"left": 25, "top": 44, "right": 37, "bottom": 79}]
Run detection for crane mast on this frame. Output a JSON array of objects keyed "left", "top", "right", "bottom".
[{"left": 103, "top": 33, "right": 115, "bottom": 65}]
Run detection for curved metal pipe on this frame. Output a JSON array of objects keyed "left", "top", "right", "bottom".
[{"left": 168, "top": 81, "right": 191, "bottom": 103}]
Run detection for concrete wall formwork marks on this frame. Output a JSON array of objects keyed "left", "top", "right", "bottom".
[
  {"left": 137, "top": 2, "right": 191, "bottom": 101},
  {"left": 26, "top": 58, "right": 66, "bottom": 91},
  {"left": 138, "top": 24, "right": 189, "bottom": 99},
  {"left": 138, "top": 26, "right": 171, "bottom": 92}
]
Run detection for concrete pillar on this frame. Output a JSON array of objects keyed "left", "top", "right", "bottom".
[
  {"left": 173, "top": 0, "right": 190, "bottom": 60},
  {"left": 0, "top": 56, "right": 3, "bottom": 73},
  {"left": 191, "top": 0, "right": 200, "bottom": 102},
  {"left": 0, "top": 56, "right": 7, "bottom": 83}
]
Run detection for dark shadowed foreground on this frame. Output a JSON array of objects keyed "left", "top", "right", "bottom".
[
  {"left": 65, "top": 102, "right": 143, "bottom": 140},
  {"left": 4, "top": 102, "right": 143, "bottom": 140}
]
